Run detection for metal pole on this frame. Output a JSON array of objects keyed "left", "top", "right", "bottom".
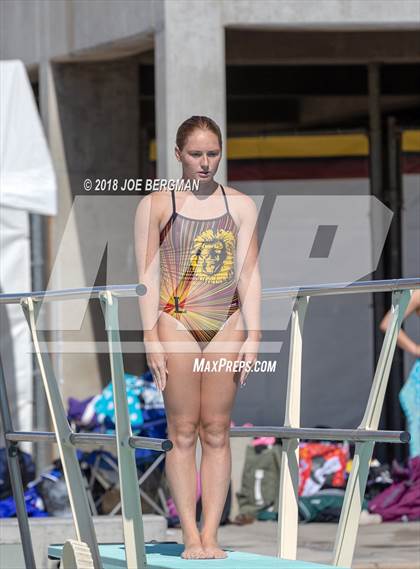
[
  {"left": 0, "top": 357, "right": 37, "bottom": 569},
  {"left": 277, "top": 296, "right": 309, "bottom": 560},
  {"left": 100, "top": 291, "right": 148, "bottom": 568},
  {"left": 333, "top": 289, "right": 412, "bottom": 568},
  {"left": 368, "top": 62, "right": 389, "bottom": 464},
  {"left": 30, "top": 213, "right": 49, "bottom": 475},
  {"left": 385, "top": 116, "right": 406, "bottom": 462},
  {"left": 1, "top": 278, "right": 418, "bottom": 305},
  {"left": 6, "top": 431, "right": 173, "bottom": 450},
  {"left": 21, "top": 297, "right": 103, "bottom": 569},
  {"left": 6, "top": 426, "right": 406, "bottom": 445},
  {"left": 368, "top": 62, "right": 385, "bottom": 354}
]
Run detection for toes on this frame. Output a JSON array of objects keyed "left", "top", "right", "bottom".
[
  {"left": 182, "top": 547, "right": 207, "bottom": 559},
  {"left": 202, "top": 546, "right": 227, "bottom": 559}
]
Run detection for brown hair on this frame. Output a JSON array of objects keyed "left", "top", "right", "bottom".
[{"left": 176, "top": 116, "right": 222, "bottom": 151}]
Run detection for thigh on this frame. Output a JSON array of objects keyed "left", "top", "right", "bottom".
[
  {"left": 158, "top": 313, "right": 202, "bottom": 428},
  {"left": 158, "top": 311, "right": 202, "bottom": 355},
  {"left": 200, "top": 310, "right": 246, "bottom": 423}
]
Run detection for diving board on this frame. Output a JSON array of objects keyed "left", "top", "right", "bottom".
[{"left": 48, "top": 542, "right": 348, "bottom": 569}]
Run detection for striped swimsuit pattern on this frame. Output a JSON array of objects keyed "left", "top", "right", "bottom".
[{"left": 159, "top": 185, "right": 240, "bottom": 347}]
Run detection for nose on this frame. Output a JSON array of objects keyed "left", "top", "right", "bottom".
[{"left": 201, "top": 155, "right": 209, "bottom": 170}]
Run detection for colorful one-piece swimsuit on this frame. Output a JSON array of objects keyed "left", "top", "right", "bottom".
[{"left": 159, "top": 185, "right": 241, "bottom": 348}]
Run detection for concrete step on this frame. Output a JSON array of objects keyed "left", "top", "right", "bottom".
[{"left": 0, "top": 514, "right": 166, "bottom": 568}]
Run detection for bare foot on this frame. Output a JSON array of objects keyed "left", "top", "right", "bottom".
[
  {"left": 200, "top": 537, "right": 227, "bottom": 559},
  {"left": 181, "top": 540, "right": 206, "bottom": 560}
]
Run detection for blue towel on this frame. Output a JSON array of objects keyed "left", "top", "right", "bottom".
[{"left": 94, "top": 373, "right": 145, "bottom": 431}]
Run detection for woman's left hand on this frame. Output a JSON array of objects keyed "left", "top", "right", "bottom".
[{"left": 236, "top": 336, "right": 260, "bottom": 387}]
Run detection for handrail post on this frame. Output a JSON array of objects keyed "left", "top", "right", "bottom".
[
  {"left": 99, "top": 291, "right": 148, "bottom": 569},
  {"left": 332, "top": 289, "right": 412, "bottom": 567},
  {"left": 0, "top": 356, "right": 37, "bottom": 569},
  {"left": 21, "top": 297, "right": 102, "bottom": 569},
  {"left": 277, "top": 295, "right": 309, "bottom": 559}
]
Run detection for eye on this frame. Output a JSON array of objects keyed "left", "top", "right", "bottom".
[
  {"left": 190, "top": 152, "right": 201, "bottom": 157},
  {"left": 208, "top": 152, "right": 219, "bottom": 157}
]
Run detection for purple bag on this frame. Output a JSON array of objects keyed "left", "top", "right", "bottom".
[{"left": 368, "top": 457, "right": 420, "bottom": 522}]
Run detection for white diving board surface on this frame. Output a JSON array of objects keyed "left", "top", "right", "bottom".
[{"left": 48, "top": 542, "right": 349, "bottom": 569}]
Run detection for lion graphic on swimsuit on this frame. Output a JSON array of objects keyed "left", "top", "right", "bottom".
[{"left": 189, "top": 229, "right": 235, "bottom": 284}]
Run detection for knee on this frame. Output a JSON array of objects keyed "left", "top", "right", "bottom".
[
  {"left": 199, "top": 420, "right": 230, "bottom": 450},
  {"left": 169, "top": 421, "right": 199, "bottom": 451}
]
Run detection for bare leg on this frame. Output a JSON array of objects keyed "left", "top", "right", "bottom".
[
  {"left": 199, "top": 310, "right": 246, "bottom": 558},
  {"left": 158, "top": 313, "right": 205, "bottom": 559}
]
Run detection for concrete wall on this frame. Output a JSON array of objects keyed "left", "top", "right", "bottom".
[
  {"left": 0, "top": 0, "right": 158, "bottom": 65},
  {"left": 1, "top": 0, "right": 419, "bottom": 66},
  {"left": 155, "top": 0, "right": 227, "bottom": 179},
  {"left": 30, "top": 56, "right": 144, "bottom": 414},
  {"left": 221, "top": 0, "right": 420, "bottom": 29}
]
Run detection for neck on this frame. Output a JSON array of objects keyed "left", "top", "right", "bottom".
[{"left": 184, "top": 178, "right": 219, "bottom": 197}]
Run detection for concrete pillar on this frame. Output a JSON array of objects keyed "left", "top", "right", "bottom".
[
  {"left": 41, "top": 57, "right": 141, "bottom": 411},
  {"left": 155, "top": 0, "right": 227, "bottom": 182}
]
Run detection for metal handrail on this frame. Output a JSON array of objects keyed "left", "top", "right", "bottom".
[
  {"left": 229, "top": 426, "right": 410, "bottom": 443},
  {"left": 0, "top": 277, "right": 418, "bottom": 569},
  {"left": 5, "top": 431, "right": 173, "bottom": 451},
  {"left": 0, "top": 276, "right": 418, "bottom": 304},
  {"left": 0, "top": 283, "right": 147, "bottom": 304}
]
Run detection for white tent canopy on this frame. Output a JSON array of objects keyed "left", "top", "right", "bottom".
[
  {"left": 0, "top": 59, "right": 57, "bottom": 215},
  {"left": 0, "top": 60, "right": 57, "bottom": 441}
]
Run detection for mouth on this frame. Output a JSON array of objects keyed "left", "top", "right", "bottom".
[{"left": 198, "top": 171, "right": 210, "bottom": 176}]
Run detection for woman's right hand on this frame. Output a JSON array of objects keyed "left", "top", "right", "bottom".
[{"left": 145, "top": 339, "right": 168, "bottom": 391}]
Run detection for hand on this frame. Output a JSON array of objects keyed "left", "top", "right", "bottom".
[
  {"left": 145, "top": 339, "right": 168, "bottom": 391},
  {"left": 236, "top": 336, "right": 259, "bottom": 387},
  {"left": 413, "top": 344, "right": 420, "bottom": 359}
]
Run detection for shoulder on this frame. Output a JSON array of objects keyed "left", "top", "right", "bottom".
[
  {"left": 223, "top": 185, "right": 258, "bottom": 222},
  {"left": 135, "top": 190, "right": 172, "bottom": 223}
]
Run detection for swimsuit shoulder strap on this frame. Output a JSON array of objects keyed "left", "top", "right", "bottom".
[
  {"left": 220, "top": 185, "right": 230, "bottom": 215},
  {"left": 170, "top": 189, "right": 177, "bottom": 217}
]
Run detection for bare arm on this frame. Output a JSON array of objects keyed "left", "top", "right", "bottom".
[
  {"left": 134, "top": 194, "right": 161, "bottom": 339},
  {"left": 234, "top": 195, "right": 261, "bottom": 384},
  {"left": 379, "top": 289, "right": 420, "bottom": 357},
  {"left": 236, "top": 195, "right": 262, "bottom": 341},
  {"left": 134, "top": 195, "right": 168, "bottom": 389}
]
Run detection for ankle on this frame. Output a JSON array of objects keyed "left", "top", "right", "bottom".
[
  {"left": 182, "top": 529, "right": 202, "bottom": 544},
  {"left": 200, "top": 530, "right": 217, "bottom": 542}
]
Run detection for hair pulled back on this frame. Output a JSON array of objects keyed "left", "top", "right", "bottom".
[{"left": 176, "top": 116, "right": 222, "bottom": 151}]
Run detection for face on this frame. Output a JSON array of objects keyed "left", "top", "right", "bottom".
[
  {"left": 201, "top": 240, "right": 226, "bottom": 274},
  {"left": 175, "top": 128, "right": 222, "bottom": 182}
]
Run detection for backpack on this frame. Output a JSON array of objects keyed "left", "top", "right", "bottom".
[
  {"left": 0, "top": 447, "right": 35, "bottom": 500},
  {"left": 236, "top": 444, "right": 281, "bottom": 516}
]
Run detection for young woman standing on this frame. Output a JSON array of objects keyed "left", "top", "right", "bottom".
[{"left": 135, "top": 116, "right": 261, "bottom": 559}]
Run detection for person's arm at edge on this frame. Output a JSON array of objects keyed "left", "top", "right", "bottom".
[{"left": 379, "top": 289, "right": 420, "bottom": 357}]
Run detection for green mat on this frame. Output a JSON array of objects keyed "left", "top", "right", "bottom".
[{"left": 48, "top": 542, "right": 348, "bottom": 569}]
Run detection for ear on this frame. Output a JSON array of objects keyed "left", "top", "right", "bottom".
[{"left": 174, "top": 146, "right": 182, "bottom": 162}]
